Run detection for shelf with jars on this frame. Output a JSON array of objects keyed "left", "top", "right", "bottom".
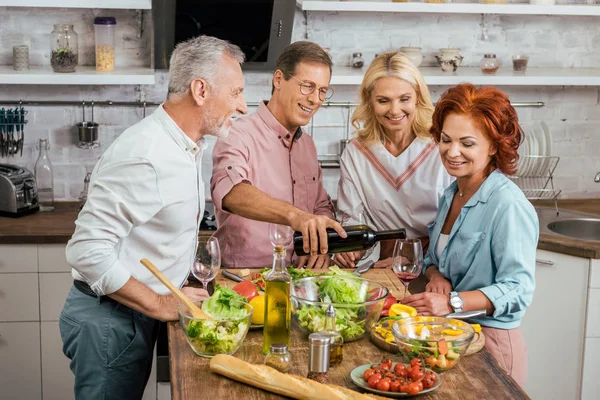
[
  {"left": 297, "top": 1, "right": 600, "bottom": 16},
  {"left": 0, "top": 0, "right": 150, "bottom": 9},
  {"left": 0, "top": 65, "right": 155, "bottom": 85},
  {"left": 329, "top": 65, "right": 600, "bottom": 86}
]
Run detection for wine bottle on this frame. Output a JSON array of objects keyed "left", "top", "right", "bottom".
[{"left": 293, "top": 225, "right": 406, "bottom": 256}]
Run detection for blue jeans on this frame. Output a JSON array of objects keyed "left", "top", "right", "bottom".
[{"left": 59, "top": 285, "right": 160, "bottom": 400}]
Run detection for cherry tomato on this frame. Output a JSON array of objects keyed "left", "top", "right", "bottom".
[
  {"left": 390, "top": 380, "right": 401, "bottom": 393},
  {"left": 407, "top": 382, "right": 421, "bottom": 395},
  {"left": 423, "top": 375, "right": 435, "bottom": 389},
  {"left": 394, "top": 363, "right": 407, "bottom": 378},
  {"left": 380, "top": 358, "right": 393, "bottom": 370},
  {"left": 363, "top": 368, "right": 375, "bottom": 381},
  {"left": 370, "top": 372, "right": 382, "bottom": 381},
  {"left": 410, "top": 358, "right": 423, "bottom": 368},
  {"left": 232, "top": 281, "right": 260, "bottom": 301},
  {"left": 368, "top": 375, "right": 381, "bottom": 389},
  {"left": 425, "top": 371, "right": 437, "bottom": 383},
  {"left": 409, "top": 367, "right": 424, "bottom": 381},
  {"left": 400, "top": 381, "right": 410, "bottom": 393},
  {"left": 376, "top": 380, "right": 391, "bottom": 392}
]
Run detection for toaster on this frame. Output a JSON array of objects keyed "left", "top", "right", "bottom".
[{"left": 0, "top": 164, "right": 39, "bottom": 217}]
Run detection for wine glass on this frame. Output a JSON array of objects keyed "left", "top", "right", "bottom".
[
  {"left": 192, "top": 236, "right": 221, "bottom": 291},
  {"left": 268, "top": 223, "right": 293, "bottom": 248},
  {"left": 392, "top": 238, "right": 423, "bottom": 299}
]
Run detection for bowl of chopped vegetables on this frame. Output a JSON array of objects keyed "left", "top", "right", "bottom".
[
  {"left": 290, "top": 272, "right": 389, "bottom": 342},
  {"left": 178, "top": 285, "right": 253, "bottom": 358},
  {"left": 391, "top": 316, "right": 475, "bottom": 372}
]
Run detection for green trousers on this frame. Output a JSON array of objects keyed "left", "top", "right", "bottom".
[{"left": 59, "top": 285, "right": 160, "bottom": 400}]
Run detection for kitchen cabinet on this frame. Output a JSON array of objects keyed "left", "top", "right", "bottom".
[
  {"left": 520, "top": 249, "right": 589, "bottom": 400},
  {"left": 0, "top": 273, "right": 40, "bottom": 321},
  {"left": 0, "top": 322, "right": 42, "bottom": 400},
  {"left": 41, "top": 322, "right": 74, "bottom": 400}
]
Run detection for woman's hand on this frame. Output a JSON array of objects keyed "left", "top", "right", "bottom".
[
  {"left": 332, "top": 251, "right": 365, "bottom": 268},
  {"left": 401, "top": 292, "right": 452, "bottom": 316},
  {"left": 425, "top": 274, "right": 453, "bottom": 294}
]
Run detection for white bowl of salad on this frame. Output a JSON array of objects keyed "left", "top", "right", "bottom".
[
  {"left": 290, "top": 272, "right": 389, "bottom": 342},
  {"left": 178, "top": 285, "right": 253, "bottom": 358}
]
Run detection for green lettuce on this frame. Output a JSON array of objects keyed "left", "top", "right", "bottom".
[{"left": 200, "top": 285, "right": 247, "bottom": 319}]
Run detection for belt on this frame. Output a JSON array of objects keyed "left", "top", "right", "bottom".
[{"left": 73, "top": 279, "right": 99, "bottom": 298}]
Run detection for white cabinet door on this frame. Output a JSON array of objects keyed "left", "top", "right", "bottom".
[
  {"left": 41, "top": 321, "right": 74, "bottom": 400},
  {"left": 39, "top": 273, "right": 73, "bottom": 321},
  {"left": 0, "top": 273, "right": 40, "bottom": 321},
  {"left": 520, "top": 249, "right": 589, "bottom": 400},
  {"left": 0, "top": 322, "right": 42, "bottom": 400},
  {"left": 38, "top": 244, "right": 71, "bottom": 273},
  {"left": 0, "top": 244, "right": 38, "bottom": 273}
]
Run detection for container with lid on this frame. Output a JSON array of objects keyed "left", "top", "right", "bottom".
[
  {"left": 307, "top": 333, "right": 330, "bottom": 384},
  {"left": 264, "top": 343, "right": 291, "bottom": 373},
  {"left": 94, "top": 17, "right": 116, "bottom": 72},
  {"left": 480, "top": 54, "right": 499, "bottom": 74},
  {"left": 399, "top": 47, "right": 423, "bottom": 67},
  {"left": 50, "top": 24, "right": 78, "bottom": 73}
]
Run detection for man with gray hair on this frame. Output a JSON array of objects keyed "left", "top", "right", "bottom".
[{"left": 60, "top": 35, "right": 247, "bottom": 400}]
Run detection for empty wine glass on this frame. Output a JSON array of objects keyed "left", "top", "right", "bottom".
[
  {"left": 392, "top": 238, "right": 423, "bottom": 299},
  {"left": 268, "top": 223, "right": 293, "bottom": 248},
  {"left": 192, "top": 236, "right": 221, "bottom": 291}
]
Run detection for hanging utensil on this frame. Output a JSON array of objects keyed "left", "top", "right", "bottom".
[
  {"left": 76, "top": 101, "right": 99, "bottom": 149},
  {"left": 19, "top": 106, "right": 25, "bottom": 156}
]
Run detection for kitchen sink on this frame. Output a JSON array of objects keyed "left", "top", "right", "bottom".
[{"left": 547, "top": 218, "right": 600, "bottom": 241}]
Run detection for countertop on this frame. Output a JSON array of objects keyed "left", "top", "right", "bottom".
[
  {"left": 168, "top": 268, "right": 530, "bottom": 400},
  {"left": 1, "top": 200, "right": 600, "bottom": 258}
]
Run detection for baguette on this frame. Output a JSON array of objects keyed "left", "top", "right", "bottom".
[{"left": 209, "top": 354, "right": 388, "bottom": 400}]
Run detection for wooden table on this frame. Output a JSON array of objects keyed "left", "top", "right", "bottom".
[{"left": 168, "top": 269, "right": 530, "bottom": 400}]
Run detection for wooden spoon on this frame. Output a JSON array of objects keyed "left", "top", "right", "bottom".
[{"left": 140, "top": 258, "right": 211, "bottom": 320}]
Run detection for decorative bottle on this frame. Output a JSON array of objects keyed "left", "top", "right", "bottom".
[
  {"left": 34, "top": 138, "right": 54, "bottom": 212},
  {"left": 263, "top": 244, "right": 292, "bottom": 354}
]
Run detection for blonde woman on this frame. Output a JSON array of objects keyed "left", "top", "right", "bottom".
[{"left": 335, "top": 52, "right": 452, "bottom": 268}]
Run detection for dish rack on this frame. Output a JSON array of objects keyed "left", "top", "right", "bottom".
[{"left": 510, "top": 155, "right": 561, "bottom": 215}]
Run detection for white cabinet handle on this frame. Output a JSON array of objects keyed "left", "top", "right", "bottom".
[{"left": 536, "top": 258, "right": 555, "bottom": 266}]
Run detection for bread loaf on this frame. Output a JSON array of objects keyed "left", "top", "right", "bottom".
[{"left": 209, "top": 354, "right": 387, "bottom": 400}]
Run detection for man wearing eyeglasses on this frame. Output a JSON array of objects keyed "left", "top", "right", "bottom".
[{"left": 211, "top": 41, "right": 345, "bottom": 269}]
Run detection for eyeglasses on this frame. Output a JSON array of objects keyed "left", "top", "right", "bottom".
[{"left": 286, "top": 73, "right": 334, "bottom": 101}]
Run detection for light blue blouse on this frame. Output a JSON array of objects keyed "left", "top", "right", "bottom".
[{"left": 424, "top": 170, "right": 539, "bottom": 329}]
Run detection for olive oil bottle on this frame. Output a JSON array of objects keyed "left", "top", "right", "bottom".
[{"left": 263, "top": 244, "right": 291, "bottom": 354}]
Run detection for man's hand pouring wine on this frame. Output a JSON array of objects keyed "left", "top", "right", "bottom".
[{"left": 289, "top": 212, "right": 347, "bottom": 256}]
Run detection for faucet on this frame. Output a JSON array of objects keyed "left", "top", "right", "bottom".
[{"left": 596, "top": 172, "right": 600, "bottom": 183}]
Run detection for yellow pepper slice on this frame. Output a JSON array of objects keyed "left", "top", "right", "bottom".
[
  {"left": 470, "top": 323, "right": 482, "bottom": 333},
  {"left": 389, "top": 304, "right": 417, "bottom": 317},
  {"left": 441, "top": 328, "right": 464, "bottom": 336}
]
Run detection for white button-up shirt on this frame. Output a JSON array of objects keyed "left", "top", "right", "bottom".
[{"left": 67, "top": 104, "right": 206, "bottom": 296}]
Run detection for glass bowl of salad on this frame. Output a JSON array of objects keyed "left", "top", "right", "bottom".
[
  {"left": 290, "top": 275, "right": 389, "bottom": 342},
  {"left": 391, "top": 316, "right": 475, "bottom": 372},
  {"left": 178, "top": 286, "right": 253, "bottom": 358}
]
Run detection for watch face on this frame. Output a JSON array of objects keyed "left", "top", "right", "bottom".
[{"left": 450, "top": 296, "right": 463, "bottom": 308}]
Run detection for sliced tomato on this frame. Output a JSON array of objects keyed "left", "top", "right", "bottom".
[{"left": 232, "top": 281, "right": 259, "bottom": 302}]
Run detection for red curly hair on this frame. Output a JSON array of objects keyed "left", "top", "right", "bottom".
[{"left": 430, "top": 83, "right": 523, "bottom": 176}]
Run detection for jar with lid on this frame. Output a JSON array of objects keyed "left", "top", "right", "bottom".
[
  {"left": 264, "top": 343, "right": 291, "bottom": 373},
  {"left": 480, "top": 53, "right": 500, "bottom": 74},
  {"left": 351, "top": 52, "right": 364, "bottom": 69},
  {"left": 306, "top": 333, "right": 330, "bottom": 384},
  {"left": 95, "top": 17, "right": 116, "bottom": 72},
  {"left": 50, "top": 24, "right": 78, "bottom": 73},
  {"left": 399, "top": 46, "right": 423, "bottom": 67}
]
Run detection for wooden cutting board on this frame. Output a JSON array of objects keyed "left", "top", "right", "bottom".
[{"left": 369, "top": 325, "right": 486, "bottom": 356}]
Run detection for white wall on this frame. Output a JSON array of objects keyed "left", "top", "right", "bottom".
[{"left": 0, "top": 5, "right": 599, "bottom": 200}]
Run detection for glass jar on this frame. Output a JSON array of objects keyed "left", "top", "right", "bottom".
[
  {"left": 351, "top": 52, "right": 364, "bottom": 69},
  {"left": 264, "top": 343, "right": 291, "bottom": 372},
  {"left": 480, "top": 53, "right": 499, "bottom": 74},
  {"left": 35, "top": 138, "right": 54, "bottom": 212},
  {"left": 50, "top": 24, "right": 78, "bottom": 73},
  {"left": 94, "top": 17, "right": 116, "bottom": 72}
]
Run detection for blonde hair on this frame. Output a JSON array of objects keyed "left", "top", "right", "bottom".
[{"left": 352, "top": 52, "right": 434, "bottom": 146}]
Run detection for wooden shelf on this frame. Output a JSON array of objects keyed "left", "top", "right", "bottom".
[
  {"left": 330, "top": 66, "right": 600, "bottom": 86},
  {"left": 298, "top": 1, "right": 600, "bottom": 16},
  {"left": 0, "top": 66, "right": 155, "bottom": 85},
  {"left": 0, "top": 0, "right": 151, "bottom": 9}
]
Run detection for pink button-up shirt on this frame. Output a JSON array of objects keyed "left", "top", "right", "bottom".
[{"left": 211, "top": 102, "right": 335, "bottom": 268}]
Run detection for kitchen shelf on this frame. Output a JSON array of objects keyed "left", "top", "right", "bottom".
[
  {"left": 298, "top": 1, "right": 600, "bottom": 16},
  {"left": 330, "top": 66, "right": 600, "bottom": 86},
  {"left": 0, "top": 0, "right": 151, "bottom": 8},
  {"left": 0, "top": 66, "right": 155, "bottom": 85}
]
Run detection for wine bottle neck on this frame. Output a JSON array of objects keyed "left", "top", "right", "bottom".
[{"left": 374, "top": 229, "right": 407, "bottom": 242}]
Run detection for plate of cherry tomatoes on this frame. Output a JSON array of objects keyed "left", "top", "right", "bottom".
[{"left": 349, "top": 358, "right": 441, "bottom": 397}]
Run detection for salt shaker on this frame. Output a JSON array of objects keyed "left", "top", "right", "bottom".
[
  {"left": 351, "top": 52, "right": 364, "bottom": 68},
  {"left": 264, "top": 343, "right": 291, "bottom": 373},
  {"left": 307, "top": 333, "right": 330, "bottom": 384}
]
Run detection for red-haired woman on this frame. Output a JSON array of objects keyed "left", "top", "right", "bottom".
[{"left": 402, "top": 83, "right": 538, "bottom": 386}]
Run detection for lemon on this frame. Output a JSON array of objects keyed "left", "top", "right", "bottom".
[
  {"left": 249, "top": 295, "right": 266, "bottom": 325},
  {"left": 388, "top": 303, "right": 417, "bottom": 318}
]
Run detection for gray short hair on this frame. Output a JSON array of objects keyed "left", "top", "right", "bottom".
[{"left": 167, "top": 35, "right": 245, "bottom": 97}]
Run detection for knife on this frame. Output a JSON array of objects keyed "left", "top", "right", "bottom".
[
  {"left": 222, "top": 269, "right": 244, "bottom": 282},
  {"left": 352, "top": 260, "right": 375, "bottom": 276}
]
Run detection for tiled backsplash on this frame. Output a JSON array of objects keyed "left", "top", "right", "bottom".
[{"left": 0, "top": 6, "right": 599, "bottom": 200}]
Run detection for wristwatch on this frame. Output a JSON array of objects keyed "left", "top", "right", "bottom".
[{"left": 449, "top": 291, "right": 464, "bottom": 313}]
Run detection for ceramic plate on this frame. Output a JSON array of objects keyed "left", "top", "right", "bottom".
[
  {"left": 517, "top": 123, "right": 530, "bottom": 176},
  {"left": 541, "top": 121, "right": 553, "bottom": 175},
  {"left": 532, "top": 122, "right": 546, "bottom": 176},
  {"left": 350, "top": 362, "right": 442, "bottom": 398}
]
